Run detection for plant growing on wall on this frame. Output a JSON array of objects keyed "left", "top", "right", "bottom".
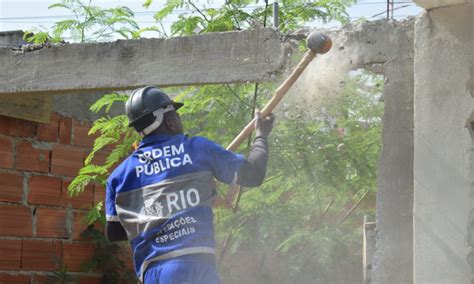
[{"left": 23, "top": 0, "right": 141, "bottom": 44}]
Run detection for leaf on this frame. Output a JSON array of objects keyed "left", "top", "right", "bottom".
[
  {"left": 143, "top": 0, "right": 153, "bottom": 8},
  {"left": 68, "top": 173, "right": 97, "bottom": 196},
  {"left": 90, "top": 93, "right": 128, "bottom": 114},
  {"left": 87, "top": 202, "right": 104, "bottom": 225},
  {"left": 53, "top": 19, "right": 77, "bottom": 34},
  {"left": 153, "top": 0, "right": 184, "bottom": 21},
  {"left": 48, "top": 3, "right": 69, "bottom": 9}
]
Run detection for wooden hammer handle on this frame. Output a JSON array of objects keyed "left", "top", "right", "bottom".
[{"left": 226, "top": 50, "right": 317, "bottom": 151}]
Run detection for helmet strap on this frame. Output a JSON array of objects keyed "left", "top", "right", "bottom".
[{"left": 139, "top": 104, "right": 175, "bottom": 137}]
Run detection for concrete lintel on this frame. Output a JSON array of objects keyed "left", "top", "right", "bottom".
[
  {"left": 0, "top": 28, "right": 286, "bottom": 96},
  {"left": 415, "top": 0, "right": 470, "bottom": 10},
  {"left": 330, "top": 19, "right": 415, "bottom": 67}
]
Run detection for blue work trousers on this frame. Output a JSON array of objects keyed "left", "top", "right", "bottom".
[{"left": 143, "top": 254, "right": 220, "bottom": 284}]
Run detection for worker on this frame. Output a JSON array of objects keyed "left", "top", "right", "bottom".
[{"left": 105, "top": 86, "right": 274, "bottom": 283}]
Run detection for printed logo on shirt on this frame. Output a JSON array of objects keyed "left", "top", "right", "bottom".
[
  {"left": 135, "top": 143, "right": 193, "bottom": 177},
  {"left": 144, "top": 199, "right": 164, "bottom": 217},
  {"left": 155, "top": 215, "right": 198, "bottom": 244},
  {"left": 142, "top": 188, "right": 201, "bottom": 220}
]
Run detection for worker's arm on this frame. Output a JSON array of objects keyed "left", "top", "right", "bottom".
[
  {"left": 105, "top": 221, "right": 128, "bottom": 242},
  {"left": 237, "top": 112, "right": 274, "bottom": 187}
]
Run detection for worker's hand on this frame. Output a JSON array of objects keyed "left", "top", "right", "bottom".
[{"left": 255, "top": 111, "right": 275, "bottom": 138}]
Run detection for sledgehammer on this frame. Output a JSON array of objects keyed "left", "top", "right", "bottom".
[{"left": 226, "top": 32, "right": 332, "bottom": 151}]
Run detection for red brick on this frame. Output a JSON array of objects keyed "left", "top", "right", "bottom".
[
  {"left": 94, "top": 220, "right": 105, "bottom": 234},
  {"left": 93, "top": 183, "right": 106, "bottom": 205},
  {"left": 36, "top": 113, "right": 59, "bottom": 142},
  {"left": 0, "top": 273, "right": 30, "bottom": 284},
  {"left": 59, "top": 116, "right": 72, "bottom": 145},
  {"left": 0, "top": 115, "right": 36, "bottom": 137},
  {"left": 51, "top": 145, "right": 85, "bottom": 177},
  {"left": 62, "top": 180, "right": 93, "bottom": 209},
  {"left": 0, "top": 137, "right": 14, "bottom": 169},
  {"left": 0, "top": 205, "right": 32, "bottom": 237},
  {"left": 30, "top": 274, "right": 49, "bottom": 284},
  {"left": 0, "top": 240, "right": 22, "bottom": 270},
  {"left": 0, "top": 173, "right": 23, "bottom": 203},
  {"left": 62, "top": 243, "right": 95, "bottom": 272},
  {"left": 36, "top": 207, "right": 68, "bottom": 238},
  {"left": 73, "top": 120, "right": 98, "bottom": 148},
  {"left": 16, "top": 141, "right": 50, "bottom": 173},
  {"left": 28, "top": 175, "right": 62, "bottom": 206},
  {"left": 116, "top": 243, "right": 134, "bottom": 271},
  {"left": 118, "top": 278, "right": 133, "bottom": 284},
  {"left": 78, "top": 276, "right": 102, "bottom": 284},
  {"left": 72, "top": 211, "right": 90, "bottom": 240},
  {"left": 21, "top": 240, "right": 62, "bottom": 271},
  {"left": 91, "top": 150, "right": 109, "bottom": 165}
]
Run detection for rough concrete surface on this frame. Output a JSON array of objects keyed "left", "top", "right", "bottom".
[
  {"left": 0, "top": 31, "right": 53, "bottom": 124},
  {"left": 415, "top": 0, "right": 471, "bottom": 10},
  {"left": 287, "top": 19, "right": 415, "bottom": 284},
  {"left": 53, "top": 92, "right": 122, "bottom": 121},
  {"left": 0, "top": 30, "right": 24, "bottom": 48},
  {"left": 364, "top": 20, "right": 414, "bottom": 284},
  {"left": 414, "top": 3, "right": 474, "bottom": 283},
  {"left": 0, "top": 28, "right": 286, "bottom": 95}
]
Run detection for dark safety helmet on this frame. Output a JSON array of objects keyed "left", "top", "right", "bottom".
[{"left": 125, "top": 86, "right": 183, "bottom": 136}]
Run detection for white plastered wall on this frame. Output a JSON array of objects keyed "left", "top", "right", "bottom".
[{"left": 413, "top": 2, "right": 474, "bottom": 283}]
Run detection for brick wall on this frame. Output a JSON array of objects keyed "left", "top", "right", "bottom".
[{"left": 0, "top": 113, "right": 133, "bottom": 283}]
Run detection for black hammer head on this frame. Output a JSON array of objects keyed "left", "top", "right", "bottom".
[{"left": 306, "top": 32, "right": 332, "bottom": 54}]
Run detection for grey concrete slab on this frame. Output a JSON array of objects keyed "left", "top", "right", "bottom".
[
  {"left": 0, "top": 28, "right": 286, "bottom": 96},
  {"left": 0, "top": 30, "right": 25, "bottom": 48},
  {"left": 415, "top": 0, "right": 470, "bottom": 10}
]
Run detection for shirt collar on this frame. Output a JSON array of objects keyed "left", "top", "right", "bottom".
[{"left": 138, "top": 134, "right": 183, "bottom": 148}]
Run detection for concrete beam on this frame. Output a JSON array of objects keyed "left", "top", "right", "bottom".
[
  {"left": 0, "top": 28, "right": 285, "bottom": 96},
  {"left": 0, "top": 30, "right": 53, "bottom": 123},
  {"left": 415, "top": 0, "right": 470, "bottom": 10}
]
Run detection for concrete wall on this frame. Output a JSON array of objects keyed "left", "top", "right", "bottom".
[
  {"left": 413, "top": 2, "right": 474, "bottom": 283},
  {"left": 371, "top": 21, "right": 414, "bottom": 284},
  {"left": 0, "top": 30, "right": 24, "bottom": 48}
]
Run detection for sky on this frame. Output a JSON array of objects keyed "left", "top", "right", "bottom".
[{"left": 0, "top": 0, "right": 423, "bottom": 38}]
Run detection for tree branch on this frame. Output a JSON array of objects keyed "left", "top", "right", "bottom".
[
  {"left": 188, "top": 0, "right": 211, "bottom": 23},
  {"left": 224, "top": 84, "right": 253, "bottom": 108}
]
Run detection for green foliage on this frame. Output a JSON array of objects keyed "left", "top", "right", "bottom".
[
  {"left": 24, "top": 0, "right": 141, "bottom": 44},
  {"left": 80, "top": 228, "right": 137, "bottom": 283},
  {"left": 68, "top": 92, "right": 140, "bottom": 224},
  {"left": 211, "top": 71, "right": 382, "bottom": 282},
  {"left": 148, "top": 0, "right": 354, "bottom": 36},
  {"left": 48, "top": 260, "right": 77, "bottom": 284},
  {"left": 67, "top": 73, "right": 381, "bottom": 283}
]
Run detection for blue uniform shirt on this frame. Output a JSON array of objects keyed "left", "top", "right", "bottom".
[{"left": 105, "top": 134, "right": 245, "bottom": 281}]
